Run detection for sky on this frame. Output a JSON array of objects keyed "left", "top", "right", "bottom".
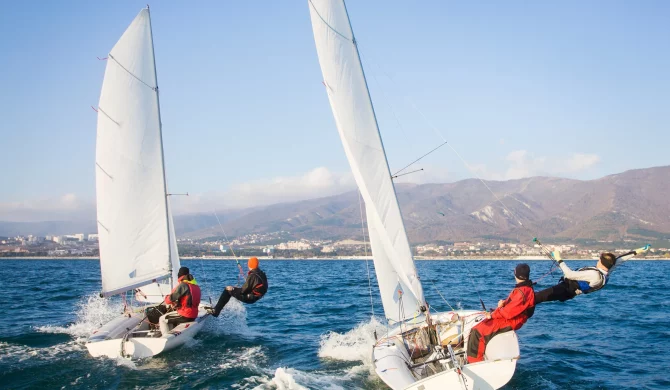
[{"left": 1, "top": 0, "right": 668, "bottom": 221}]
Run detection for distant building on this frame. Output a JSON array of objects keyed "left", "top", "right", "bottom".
[{"left": 277, "top": 241, "right": 313, "bottom": 251}]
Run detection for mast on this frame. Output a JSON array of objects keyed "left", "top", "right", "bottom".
[{"left": 146, "top": 5, "right": 174, "bottom": 289}]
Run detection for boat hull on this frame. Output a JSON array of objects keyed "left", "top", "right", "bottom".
[
  {"left": 86, "top": 306, "right": 210, "bottom": 359},
  {"left": 373, "top": 310, "right": 519, "bottom": 390}
]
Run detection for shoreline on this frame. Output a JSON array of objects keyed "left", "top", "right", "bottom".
[{"left": 1, "top": 256, "right": 668, "bottom": 261}]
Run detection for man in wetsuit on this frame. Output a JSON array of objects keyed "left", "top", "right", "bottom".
[
  {"left": 467, "top": 264, "right": 535, "bottom": 363},
  {"left": 210, "top": 257, "right": 268, "bottom": 317},
  {"left": 535, "top": 252, "right": 615, "bottom": 304}
]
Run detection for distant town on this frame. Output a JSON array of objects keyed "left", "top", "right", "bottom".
[{"left": 1, "top": 231, "right": 668, "bottom": 260}]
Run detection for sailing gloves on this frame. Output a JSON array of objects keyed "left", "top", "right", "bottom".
[{"left": 551, "top": 251, "right": 563, "bottom": 264}]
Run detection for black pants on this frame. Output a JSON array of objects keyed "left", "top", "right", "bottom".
[
  {"left": 146, "top": 303, "right": 168, "bottom": 324},
  {"left": 164, "top": 311, "right": 196, "bottom": 326},
  {"left": 213, "top": 287, "right": 258, "bottom": 316},
  {"left": 535, "top": 279, "right": 578, "bottom": 304}
]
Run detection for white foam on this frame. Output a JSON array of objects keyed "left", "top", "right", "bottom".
[
  {"left": 318, "top": 317, "right": 386, "bottom": 365},
  {"left": 0, "top": 340, "right": 84, "bottom": 365},
  {"left": 206, "top": 298, "right": 252, "bottom": 336},
  {"left": 219, "top": 346, "right": 265, "bottom": 370},
  {"left": 34, "top": 294, "right": 124, "bottom": 340},
  {"left": 271, "top": 368, "right": 311, "bottom": 390}
]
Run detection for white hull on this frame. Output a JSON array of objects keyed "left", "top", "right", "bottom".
[
  {"left": 86, "top": 305, "right": 210, "bottom": 359},
  {"left": 373, "top": 310, "right": 519, "bottom": 390}
]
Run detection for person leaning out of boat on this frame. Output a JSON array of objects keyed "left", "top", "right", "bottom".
[
  {"left": 209, "top": 257, "right": 268, "bottom": 317},
  {"left": 466, "top": 263, "right": 535, "bottom": 364},
  {"left": 534, "top": 252, "right": 615, "bottom": 304},
  {"left": 147, "top": 267, "right": 201, "bottom": 332}
]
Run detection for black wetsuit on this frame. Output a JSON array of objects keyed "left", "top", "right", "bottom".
[{"left": 212, "top": 268, "right": 268, "bottom": 317}]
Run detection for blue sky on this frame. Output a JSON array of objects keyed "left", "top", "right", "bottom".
[{"left": 1, "top": 1, "right": 668, "bottom": 220}]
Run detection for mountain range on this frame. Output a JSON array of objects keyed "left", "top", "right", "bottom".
[
  {"left": 2, "top": 166, "right": 669, "bottom": 245},
  {"left": 181, "top": 165, "right": 670, "bottom": 245}
]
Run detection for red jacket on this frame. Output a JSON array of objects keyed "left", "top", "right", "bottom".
[
  {"left": 164, "top": 275, "right": 201, "bottom": 319},
  {"left": 490, "top": 281, "right": 535, "bottom": 330}
]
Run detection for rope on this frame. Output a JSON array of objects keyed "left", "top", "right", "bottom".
[
  {"left": 428, "top": 278, "right": 455, "bottom": 311},
  {"left": 392, "top": 142, "right": 448, "bottom": 177},
  {"left": 359, "top": 47, "right": 534, "bottom": 234},
  {"left": 212, "top": 209, "right": 245, "bottom": 287},
  {"left": 358, "top": 191, "right": 375, "bottom": 317}
]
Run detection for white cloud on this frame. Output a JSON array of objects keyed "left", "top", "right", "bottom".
[
  {"left": 564, "top": 153, "right": 600, "bottom": 172},
  {"left": 504, "top": 150, "right": 547, "bottom": 180},
  {"left": 0, "top": 155, "right": 601, "bottom": 221},
  {"left": 171, "top": 167, "right": 356, "bottom": 214},
  {"left": 0, "top": 194, "right": 95, "bottom": 222},
  {"left": 462, "top": 150, "right": 601, "bottom": 181}
]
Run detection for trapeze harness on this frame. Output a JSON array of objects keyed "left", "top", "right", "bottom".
[{"left": 566, "top": 266, "right": 608, "bottom": 294}]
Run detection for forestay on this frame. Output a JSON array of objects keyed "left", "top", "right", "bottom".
[
  {"left": 95, "top": 8, "right": 174, "bottom": 297},
  {"left": 308, "top": 0, "right": 425, "bottom": 322}
]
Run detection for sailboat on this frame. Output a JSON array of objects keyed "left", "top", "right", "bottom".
[
  {"left": 86, "top": 7, "right": 210, "bottom": 359},
  {"left": 308, "top": 1, "right": 520, "bottom": 388}
]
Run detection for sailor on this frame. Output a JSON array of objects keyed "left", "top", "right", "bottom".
[
  {"left": 154, "top": 267, "right": 201, "bottom": 333},
  {"left": 534, "top": 252, "right": 615, "bottom": 304},
  {"left": 466, "top": 264, "right": 535, "bottom": 363},
  {"left": 209, "top": 257, "right": 268, "bottom": 317}
]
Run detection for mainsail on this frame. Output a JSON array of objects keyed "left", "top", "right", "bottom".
[
  {"left": 308, "top": 0, "right": 425, "bottom": 322},
  {"left": 95, "top": 8, "right": 176, "bottom": 297}
]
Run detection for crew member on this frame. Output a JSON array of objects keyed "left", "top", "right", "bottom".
[
  {"left": 155, "top": 267, "right": 201, "bottom": 333},
  {"left": 210, "top": 257, "right": 268, "bottom": 317},
  {"left": 535, "top": 252, "right": 614, "bottom": 304},
  {"left": 467, "top": 264, "right": 535, "bottom": 363}
]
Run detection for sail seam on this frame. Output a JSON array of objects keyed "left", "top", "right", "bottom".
[
  {"left": 308, "top": 0, "right": 353, "bottom": 43},
  {"left": 108, "top": 53, "right": 157, "bottom": 92}
]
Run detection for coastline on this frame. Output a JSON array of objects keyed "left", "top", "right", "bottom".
[{"left": 1, "top": 256, "right": 668, "bottom": 261}]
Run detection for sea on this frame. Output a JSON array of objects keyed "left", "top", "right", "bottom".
[{"left": 1, "top": 259, "right": 668, "bottom": 389}]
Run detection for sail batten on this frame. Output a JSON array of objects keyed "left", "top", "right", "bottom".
[
  {"left": 308, "top": 0, "right": 425, "bottom": 322},
  {"left": 95, "top": 8, "right": 178, "bottom": 296}
]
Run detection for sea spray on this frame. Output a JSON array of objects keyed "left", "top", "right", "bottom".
[
  {"left": 205, "top": 298, "right": 253, "bottom": 336},
  {"left": 34, "top": 293, "right": 123, "bottom": 339},
  {"left": 318, "top": 316, "right": 386, "bottom": 365}
]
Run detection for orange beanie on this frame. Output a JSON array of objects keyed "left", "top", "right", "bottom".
[{"left": 248, "top": 257, "right": 259, "bottom": 269}]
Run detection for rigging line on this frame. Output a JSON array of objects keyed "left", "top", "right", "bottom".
[
  {"left": 391, "top": 168, "right": 423, "bottom": 179},
  {"left": 359, "top": 51, "right": 415, "bottom": 151},
  {"left": 108, "top": 54, "right": 157, "bottom": 92},
  {"left": 463, "top": 262, "right": 487, "bottom": 311},
  {"left": 362, "top": 49, "right": 536, "bottom": 237},
  {"left": 428, "top": 278, "right": 455, "bottom": 311},
  {"left": 212, "top": 208, "right": 245, "bottom": 287},
  {"left": 392, "top": 142, "right": 448, "bottom": 177},
  {"left": 308, "top": 0, "right": 352, "bottom": 42},
  {"left": 358, "top": 191, "right": 375, "bottom": 317}
]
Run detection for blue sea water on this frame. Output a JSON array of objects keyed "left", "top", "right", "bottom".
[{"left": 1, "top": 259, "right": 669, "bottom": 389}]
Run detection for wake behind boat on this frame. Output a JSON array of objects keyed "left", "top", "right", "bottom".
[
  {"left": 86, "top": 7, "right": 209, "bottom": 359},
  {"left": 308, "top": 0, "right": 520, "bottom": 388}
]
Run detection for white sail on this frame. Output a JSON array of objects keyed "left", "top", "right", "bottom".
[
  {"left": 95, "top": 8, "right": 174, "bottom": 297},
  {"left": 308, "top": 0, "right": 425, "bottom": 322}
]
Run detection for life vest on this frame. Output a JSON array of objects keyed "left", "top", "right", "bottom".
[
  {"left": 249, "top": 269, "right": 268, "bottom": 298},
  {"left": 165, "top": 276, "right": 201, "bottom": 319},
  {"left": 573, "top": 266, "right": 608, "bottom": 294}
]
